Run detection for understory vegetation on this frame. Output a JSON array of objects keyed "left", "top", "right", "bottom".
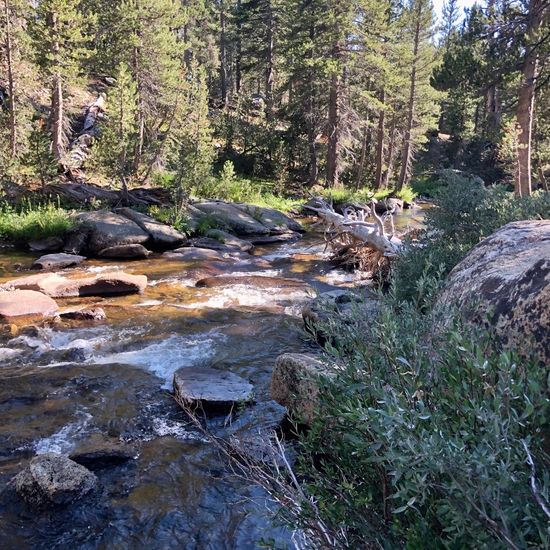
[
  {"left": 280, "top": 182, "right": 550, "bottom": 548},
  {"left": 0, "top": 201, "right": 74, "bottom": 243}
]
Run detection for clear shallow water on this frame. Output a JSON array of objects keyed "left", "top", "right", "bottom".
[{"left": 0, "top": 210, "right": 425, "bottom": 549}]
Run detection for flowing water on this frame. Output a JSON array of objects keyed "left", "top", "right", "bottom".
[{"left": 0, "top": 208, "right": 426, "bottom": 549}]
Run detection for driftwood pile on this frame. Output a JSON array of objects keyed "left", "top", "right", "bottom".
[{"left": 304, "top": 197, "right": 402, "bottom": 277}]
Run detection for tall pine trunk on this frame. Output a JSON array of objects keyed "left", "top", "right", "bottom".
[
  {"left": 355, "top": 119, "right": 369, "bottom": 188},
  {"left": 326, "top": 46, "right": 342, "bottom": 188},
  {"left": 515, "top": 0, "right": 545, "bottom": 197},
  {"left": 3, "top": 0, "right": 17, "bottom": 157},
  {"left": 383, "top": 118, "right": 397, "bottom": 188},
  {"left": 49, "top": 11, "right": 64, "bottom": 161},
  {"left": 235, "top": 0, "right": 242, "bottom": 95},
  {"left": 219, "top": 0, "right": 228, "bottom": 107},
  {"left": 265, "top": 1, "right": 274, "bottom": 120},
  {"left": 398, "top": 14, "right": 421, "bottom": 191},
  {"left": 374, "top": 89, "right": 386, "bottom": 189}
]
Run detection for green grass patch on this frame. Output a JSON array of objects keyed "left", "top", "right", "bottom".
[{"left": 0, "top": 201, "right": 74, "bottom": 244}]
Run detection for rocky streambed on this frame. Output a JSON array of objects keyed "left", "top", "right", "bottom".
[{"left": 0, "top": 205, "right": 426, "bottom": 549}]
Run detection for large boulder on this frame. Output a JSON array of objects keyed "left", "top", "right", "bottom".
[
  {"left": 193, "top": 201, "right": 270, "bottom": 236},
  {"left": 437, "top": 220, "right": 550, "bottom": 364},
  {"left": 0, "top": 290, "right": 59, "bottom": 322},
  {"left": 233, "top": 204, "right": 304, "bottom": 234},
  {"left": 32, "top": 253, "right": 86, "bottom": 270},
  {"left": 76, "top": 210, "right": 149, "bottom": 254},
  {"left": 3, "top": 271, "right": 147, "bottom": 298},
  {"left": 12, "top": 453, "right": 97, "bottom": 508},
  {"left": 115, "top": 207, "right": 186, "bottom": 249},
  {"left": 174, "top": 367, "right": 253, "bottom": 410},
  {"left": 28, "top": 236, "right": 64, "bottom": 253},
  {"left": 271, "top": 353, "right": 332, "bottom": 426}
]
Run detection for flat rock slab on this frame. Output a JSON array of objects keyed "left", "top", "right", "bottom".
[
  {"left": 69, "top": 435, "right": 136, "bottom": 471},
  {"left": 0, "top": 290, "right": 59, "bottom": 322},
  {"left": 3, "top": 272, "right": 147, "bottom": 298},
  {"left": 234, "top": 204, "right": 304, "bottom": 234},
  {"left": 174, "top": 367, "right": 253, "bottom": 410},
  {"left": 32, "top": 253, "right": 86, "bottom": 270},
  {"left": 248, "top": 232, "right": 301, "bottom": 245},
  {"left": 193, "top": 201, "right": 270, "bottom": 236},
  {"left": 77, "top": 210, "right": 149, "bottom": 254},
  {"left": 115, "top": 207, "right": 186, "bottom": 249},
  {"left": 98, "top": 244, "right": 151, "bottom": 259},
  {"left": 196, "top": 275, "right": 307, "bottom": 289},
  {"left": 13, "top": 453, "right": 97, "bottom": 508},
  {"left": 205, "top": 229, "right": 254, "bottom": 252}
]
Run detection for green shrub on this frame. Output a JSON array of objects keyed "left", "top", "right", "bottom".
[
  {"left": 148, "top": 205, "right": 190, "bottom": 235},
  {"left": 293, "top": 279, "right": 550, "bottom": 548},
  {"left": 394, "top": 184, "right": 417, "bottom": 204},
  {"left": 393, "top": 177, "right": 550, "bottom": 302},
  {"left": 0, "top": 200, "right": 74, "bottom": 243}
]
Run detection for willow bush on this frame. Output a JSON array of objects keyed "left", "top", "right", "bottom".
[{"left": 293, "top": 279, "right": 550, "bottom": 548}]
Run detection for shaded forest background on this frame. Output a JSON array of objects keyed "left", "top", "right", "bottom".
[{"left": 1, "top": 0, "right": 549, "bottom": 200}]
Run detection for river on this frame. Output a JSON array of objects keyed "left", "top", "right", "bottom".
[{"left": 0, "top": 207, "right": 426, "bottom": 549}]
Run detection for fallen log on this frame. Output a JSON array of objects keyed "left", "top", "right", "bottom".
[
  {"left": 304, "top": 197, "right": 401, "bottom": 279},
  {"left": 304, "top": 198, "right": 400, "bottom": 257}
]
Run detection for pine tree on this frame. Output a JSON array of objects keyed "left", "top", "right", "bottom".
[
  {"left": 397, "top": 0, "right": 438, "bottom": 190},
  {"left": 0, "top": 0, "right": 36, "bottom": 168},
  {"left": 93, "top": 63, "right": 137, "bottom": 198}
]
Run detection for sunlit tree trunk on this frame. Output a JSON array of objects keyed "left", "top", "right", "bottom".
[
  {"left": 397, "top": 15, "right": 420, "bottom": 191},
  {"left": 515, "top": 0, "right": 545, "bottom": 197},
  {"left": 374, "top": 89, "right": 386, "bottom": 189},
  {"left": 3, "top": 0, "right": 17, "bottom": 157}
]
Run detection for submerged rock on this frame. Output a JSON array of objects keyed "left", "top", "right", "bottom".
[
  {"left": 12, "top": 453, "right": 97, "bottom": 508},
  {"left": 115, "top": 207, "right": 186, "bottom": 249},
  {"left": 32, "top": 253, "right": 86, "bottom": 270},
  {"left": 248, "top": 232, "right": 301, "bottom": 245},
  {"left": 0, "top": 290, "right": 59, "bottom": 322},
  {"left": 60, "top": 306, "right": 106, "bottom": 321},
  {"left": 437, "top": 220, "right": 550, "bottom": 364},
  {"left": 270, "top": 353, "right": 332, "bottom": 426},
  {"left": 174, "top": 367, "right": 253, "bottom": 410},
  {"left": 98, "top": 243, "right": 151, "bottom": 259}
]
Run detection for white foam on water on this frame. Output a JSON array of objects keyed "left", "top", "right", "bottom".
[
  {"left": 174, "top": 285, "right": 313, "bottom": 310},
  {"left": 91, "top": 331, "right": 226, "bottom": 388},
  {"left": 34, "top": 412, "right": 93, "bottom": 455},
  {"left": 150, "top": 418, "right": 208, "bottom": 443},
  {"left": 0, "top": 348, "right": 24, "bottom": 363},
  {"left": 133, "top": 299, "right": 164, "bottom": 307},
  {"left": 84, "top": 264, "right": 125, "bottom": 273}
]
